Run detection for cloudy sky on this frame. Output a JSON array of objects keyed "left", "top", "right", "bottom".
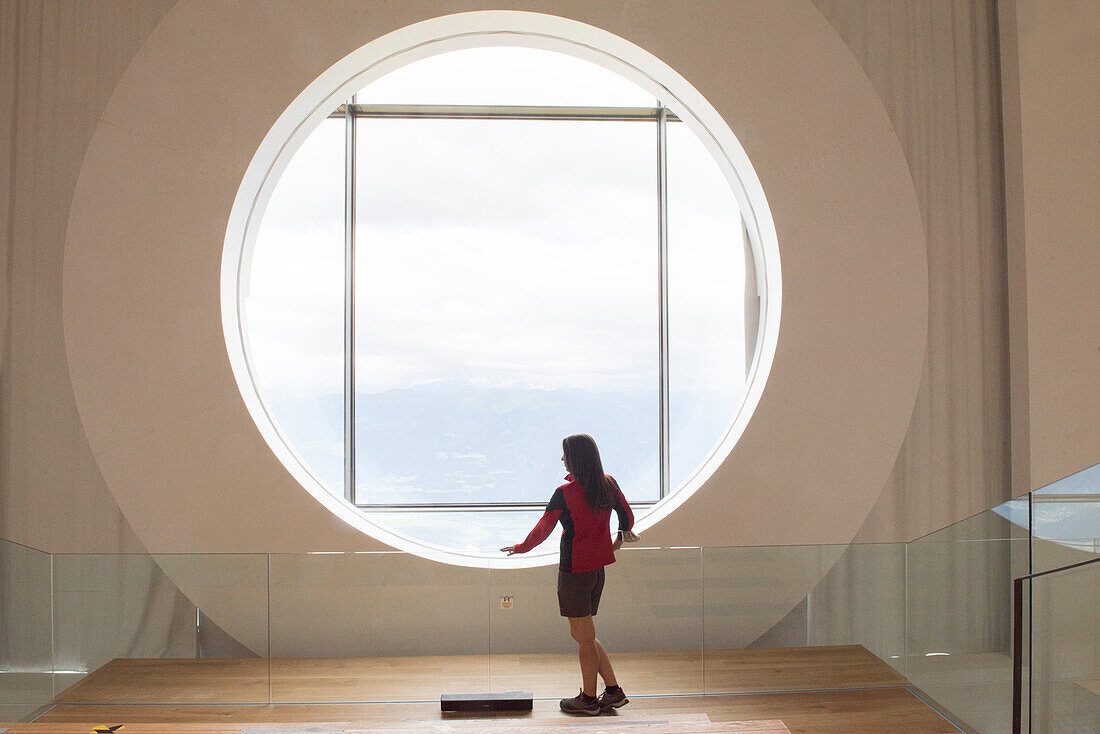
[{"left": 247, "top": 47, "right": 744, "bottom": 396}]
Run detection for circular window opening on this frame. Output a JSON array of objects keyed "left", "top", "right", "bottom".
[{"left": 223, "top": 14, "right": 780, "bottom": 567}]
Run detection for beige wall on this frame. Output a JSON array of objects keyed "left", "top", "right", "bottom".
[
  {"left": 1008, "top": 0, "right": 1100, "bottom": 492},
  {"left": 0, "top": 0, "right": 174, "bottom": 553},
  {"left": 4, "top": 0, "right": 1086, "bottom": 563},
  {"left": 813, "top": 0, "right": 1013, "bottom": 540}
]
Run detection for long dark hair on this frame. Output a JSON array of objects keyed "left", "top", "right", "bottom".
[{"left": 563, "top": 434, "right": 614, "bottom": 511}]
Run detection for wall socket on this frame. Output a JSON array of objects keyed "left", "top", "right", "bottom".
[{"left": 499, "top": 595, "right": 514, "bottom": 610}]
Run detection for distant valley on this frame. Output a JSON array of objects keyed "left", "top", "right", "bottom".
[{"left": 266, "top": 380, "right": 737, "bottom": 506}]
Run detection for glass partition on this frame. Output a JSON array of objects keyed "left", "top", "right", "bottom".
[
  {"left": 703, "top": 544, "right": 838, "bottom": 654},
  {"left": 1021, "top": 462, "right": 1100, "bottom": 734},
  {"left": 0, "top": 539, "right": 52, "bottom": 721},
  {"left": 3, "top": 469, "right": 1094, "bottom": 730},
  {"left": 50, "top": 553, "right": 267, "bottom": 705},
  {"left": 906, "top": 505, "right": 1029, "bottom": 733},
  {"left": 269, "top": 552, "right": 489, "bottom": 702},
  {"left": 1031, "top": 463, "right": 1100, "bottom": 575},
  {"left": 807, "top": 542, "right": 907, "bottom": 674},
  {"left": 0, "top": 539, "right": 985, "bottom": 717},
  {"left": 1028, "top": 559, "right": 1100, "bottom": 734},
  {"left": 703, "top": 543, "right": 906, "bottom": 694}
]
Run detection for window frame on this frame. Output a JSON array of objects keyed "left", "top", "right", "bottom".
[{"left": 323, "top": 100, "right": 742, "bottom": 511}]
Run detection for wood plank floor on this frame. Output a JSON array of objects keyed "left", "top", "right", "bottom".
[
  {"left": 50, "top": 646, "right": 907, "bottom": 705},
  {"left": 3, "top": 647, "right": 960, "bottom": 733},
  {"left": 4, "top": 692, "right": 958, "bottom": 733},
  {"left": 2, "top": 712, "right": 794, "bottom": 734}
]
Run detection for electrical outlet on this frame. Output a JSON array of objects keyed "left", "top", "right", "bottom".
[{"left": 499, "top": 595, "right": 514, "bottom": 610}]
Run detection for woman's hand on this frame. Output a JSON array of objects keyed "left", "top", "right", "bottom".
[
  {"left": 500, "top": 545, "right": 520, "bottom": 555},
  {"left": 612, "top": 533, "right": 624, "bottom": 552}
]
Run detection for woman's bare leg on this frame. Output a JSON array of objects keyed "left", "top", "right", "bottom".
[
  {"left": 594, "top": 638, "right": 618, "bottom": 687},
  {"left": 568, "top": 616, "right": 617, "bottom": 695}
]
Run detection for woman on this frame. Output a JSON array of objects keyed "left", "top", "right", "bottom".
[{"left": 501, "top": 433, "right": 635, "bottom": 715}]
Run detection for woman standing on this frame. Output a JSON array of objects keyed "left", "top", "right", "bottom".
[{"left": 501, "top": 433, "right": 635, "bottom": 715}]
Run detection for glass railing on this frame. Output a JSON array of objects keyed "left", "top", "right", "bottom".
[
  {"left": 0, "top": 539, "right": 52, "bottom": 722},
  {"left": 1, "top": 540, "right": 910, "bottom": 714},
  {"left": 1030, "top": 463, "right": 1100, "bottom": 573},
  {"left": 48, "top": 552, "right": 269, "bottom": 705},
  {"left": 905, "top": 499, "right": 1030, "bottom": 732},
  {"left": 1013, "top": 463, "right": 1100, "bottom": 734},
  {"left": 1018, "top": 557, "right": 1100, "bottom": 734},
  {"left": 1, "top": 462, "right": 1095, "bottom": 732}
]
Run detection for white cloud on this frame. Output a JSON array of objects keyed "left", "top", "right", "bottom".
[
  {"left": 354, "top": 46, "right": 658, "bottom": 108},
  {"left": 243, "top": 49, "right": 747, "bottom": 399}
]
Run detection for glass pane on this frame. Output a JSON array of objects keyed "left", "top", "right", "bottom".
[
  {"left": 51, "top": 553, "right": 268, "bottom": 704},
  {"left": 0, "top": 539, "right": 53, "bottom": 721},
  {"left": 1031, "top": 462, "right": 1100, "bottom": 574},
  {"left": 702, "top": 545, "right": 908, "bottom": 694},
  {"left": 269, "top": 552, "right": 489, "bottom": 702},
  {"left": 356, "top": 46, "right": 657, "bottom": 108},
  {"left": 153, "top": 554, "right": 270, "bottom": 659},
  {"left": 368, "top": 510, "right": 561, "bottom": 559},
  {"left": 667, "top": 121, "right": 747, "bottom": 492},
  {"left": 992, "top": 495, "right": 1032, "bottom": 538},
  {"left": 597, "top": 547, "right": 703, "bottom": 694},
  {"left": 245, "top": 118, "right": 345, "bottom": 495},
  {"left": 807, "top": 542, "right": 907, "bottom": 675},
  {"left": 905, "top": 510, "right": 1025, "bottom": 733},
  {"left": 353, "top": 117, "right": 658, "bottom": 509},
  {"left": 1031, "top": 561, "right": 1100, "bottom": 734},
  {"left": 488, "top": 547, "right": 702, "bottom": 696},
  {"left": 51, "top": 554, "right": 193, "bottom": 701}
]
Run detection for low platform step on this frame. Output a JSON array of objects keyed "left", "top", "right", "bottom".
[{"left": 441, "top": 691, "right": 534, "bottom": 712}]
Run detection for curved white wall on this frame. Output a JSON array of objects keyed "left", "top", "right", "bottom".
[{"left": 62, "top": 0, "right": 926, "bottom": 560}]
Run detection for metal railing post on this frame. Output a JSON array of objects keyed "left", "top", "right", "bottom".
[{"left": 1012, "top": 576, "right": 1024, "bottom": 734}]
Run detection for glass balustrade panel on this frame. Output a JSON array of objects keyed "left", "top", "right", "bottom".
[
  {"left": 268, "top": 551, "right": 490, "bottom": 702},
  {"left": 1031, "top": 463, "right": 1100, "bottom": 575},
  {"left": 9, "top": 472, "right": 1088, "bottom": 720},
  {"left": 1029, "top": 560, "right": 1100, "bottom": 734},
  {"left": 702, "top": 544, "right": 908, "bottom": 694},
  {"left": 50, "top": 553, "right": 268, "bottom": 705},
  {"left": 906, "top": 507, "right": 1026, "bottom": 733},
  {"left": 805, "top": 542, "right": 907, "bottom": 676},
  {"left": 0, "top": 539, "right": 53, "bottom": 721}
]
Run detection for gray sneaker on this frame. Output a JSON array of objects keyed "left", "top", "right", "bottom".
[
  {"left": 560, "top": 690, "right": 601, "bottom": 715},
  {"left": 598, "top": 686, "right": 629, "bottom": 711}
]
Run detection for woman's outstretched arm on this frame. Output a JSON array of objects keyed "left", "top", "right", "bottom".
[{"left": 502, "top": 487, "right": 565, "bottom": 554}]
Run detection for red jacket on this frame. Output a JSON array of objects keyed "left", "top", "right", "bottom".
[{"left": 515, "top": 474, "right": 634, "bottom": 572}]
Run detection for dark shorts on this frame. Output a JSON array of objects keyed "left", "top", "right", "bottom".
[{"left": 557, "top": 567, "right": 605, "bottom": 618}]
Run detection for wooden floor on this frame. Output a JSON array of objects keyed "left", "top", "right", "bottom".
[
  {"left": 904, "top": 651, "right": 1011, "bottom": 734},
  {"left": 2, "top": 711, "right": 795, "bottom": 733},
  {"left": 49, "top": 646, "right": 907, "bottom": 704},
  {"left": 4, "top": 646, "right": 960, "bottom": 733}
]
